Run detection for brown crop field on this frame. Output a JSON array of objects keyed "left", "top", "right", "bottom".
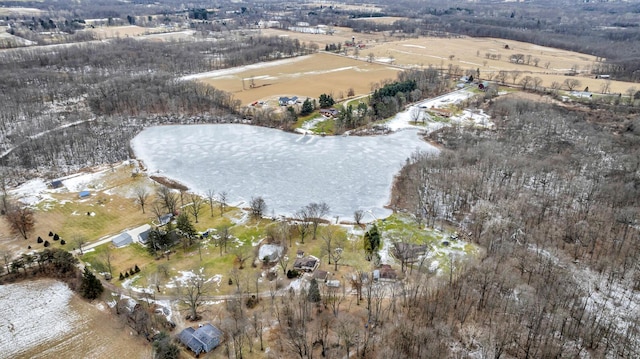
[
  {"left": 192, "top": 52, "right": 402, "bottom": 105},
  {"left": 0, "top": 279, "right": 152, "bottom": 359},
  {"left": 256, "top": 30, "right": 636, "bottom": 94},
  {"left": 84, "top": 25, "right": 165, "bottom": 39}
]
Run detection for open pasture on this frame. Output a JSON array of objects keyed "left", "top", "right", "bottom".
[{"left": 191, "top": 52, "right": 401, "bottom": 105}]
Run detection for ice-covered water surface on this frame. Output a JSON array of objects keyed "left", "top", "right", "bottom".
[{"left": 131, "top": 124, "right": 437, "bottom": 221}]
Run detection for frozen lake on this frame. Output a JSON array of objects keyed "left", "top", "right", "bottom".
[{"left": 131, "top": 124, "right": 437, "bottom": 221}]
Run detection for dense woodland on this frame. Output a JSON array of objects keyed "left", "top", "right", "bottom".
[
  {"left": 0, "top": 36, "right": 314, "bottom": 182},
  {"left": 387, "top": 96, "right": 640, "bottom": 357}
]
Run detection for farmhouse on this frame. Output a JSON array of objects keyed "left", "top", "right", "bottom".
[
  {"left": 293, "top": 255, "right": 320, "bottom": 272},
  {"left": 320, "top": 108, "right": 339, "bottom": 117},
  {"left": 278, "top": 96, "right": 298, "bottom": 106},
  {"left": 112, "top": 232, "right": 133, "bottom": 247},
  {"left": 178, "top": 323, "right": 223, "bottom": 356},
  {"left": 156, "top": 213, "right": 173, "bottom": 226}
]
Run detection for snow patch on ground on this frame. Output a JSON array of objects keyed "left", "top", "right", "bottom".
[
  {"left": 180, "top": 55, "right": 312, "bottom": 81},
  {"left": 61, "top": 170, "right": 108, "bottom": 192},
  {"left": 385, "top": 89, "right": 484, "bottom": 131},
  {"left": 0, "top": 280, "right": 78, "bottom": 357},
  {"left": 9, "top": 178, "right": 54, "bottom": 206}
]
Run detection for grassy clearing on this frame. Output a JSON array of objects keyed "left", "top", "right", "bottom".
[{"left": 310, "top": 119, "right": 336, "bottom": 134}]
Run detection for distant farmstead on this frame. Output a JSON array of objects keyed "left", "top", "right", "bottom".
[
  {"left": 178, "top": 323, "right": 223, "bottom": 356},
  {"left": 278, "top": 96, "right": 299, "bottom": 106}
]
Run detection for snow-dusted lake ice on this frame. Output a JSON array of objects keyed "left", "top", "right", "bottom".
[{"left": 131, "top": 124, "right": 437, "bottom": 221}]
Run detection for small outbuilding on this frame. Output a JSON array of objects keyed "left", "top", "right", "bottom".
[
  {"left": 112, "top": 232, "right": 133, "bottom": 248},
  {"left": 79, "top": 190, "right": 90, "bottom": 198},
  {"left": 50, "top": 180, "right": 63, "bottom": 189},
  {"left": 178, "top": 323, "right": 223, "bottom": 356}
]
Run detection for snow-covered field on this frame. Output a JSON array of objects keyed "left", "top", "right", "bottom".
[
  {"left": 0, "top": 280, "right": 77, "bottom": 358},
  {"left": 384, "top": 89, "right": 491, "bottom": 131},
  {"left": 131, "top": 124, "right": 437, "bottom": 221}
]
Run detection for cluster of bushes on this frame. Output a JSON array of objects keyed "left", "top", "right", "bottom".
[{"left": 118, "top": 264, "right": 141, "bottom": 280}]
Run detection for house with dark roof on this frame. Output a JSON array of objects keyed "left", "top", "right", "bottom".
[
  {"left": 178, "top": 323, "right": 223, "bottom": 355},
  {"left": 50, "top": 180, "right": 63, "bottom": 189},
  {"left": 293, "top": 255, "right": 319, "bottom": 272},
  {"left": 278, "top": 96, "right": 298, "bottom": 106},
  {"left": 112, "top": 232, "right": 133, "bottom": 247},
  {"left": 157, "top": 213, "right": 173, "bottom": 226},
  {"left": 320, "top": 108, "right": 339, "bottom": 117}
]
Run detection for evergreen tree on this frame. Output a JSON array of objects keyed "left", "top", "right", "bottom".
[
  {"left": 308, "top": 278, "right": 321, "bottom": 303},
  {"left": 153, "top": 332, "right": 179, "bottom": 359},
  {"left": 134, "top": 264, "right": 140, "bottom": 273},
  {"left": 119, "top": 272, "right": 125, "bottom": 280},
  {"left": 80, "top": 267, "right": 104, "bottom": 300},
  {"left": 301, "top": 98, "right": 314, "bottom": 115},
  {"left": 319, "top": 93, "right": 335, "bottom": 108},
  {"left": 363, "top": 224, "right": 381, "bottom": 261},
  {"left": 176, "top": 212, "right": 197, "bottom": 238}
]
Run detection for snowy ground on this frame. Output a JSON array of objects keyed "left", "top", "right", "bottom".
[
  {"left": 0, "top": 281, "right": 77, "bottom": 357},
  {"left": 384, "top": 88, "right": 491, "bottom": 132},
  {"left": 8, "top": 162, "right": 124, "bottom": 207},
  {"left": 131, "top": 124, "right": 437, "bottom": 221},
  {"left": 180, "top": 55, "right": 313, "bottom": 81}
]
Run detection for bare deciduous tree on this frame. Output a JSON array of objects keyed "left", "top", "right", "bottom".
[
  {"left": 206, "top": 189, "right": 215, "bottom": 217},
  {"left": 157, "top": 186, "right": 178, "bottom": 215},
  {"left": 219, "top": 191, "right": 228, "bottom": 214},
  {"left": 307, "top": 202, "right": 329, "bottom": 240},
  {"left": 321, "top": 226, "right": 346, "bottom": 271},
  {"left": 5, "top": 204, "right": 35, "bottom": 239},
  {"left": 564, "top": 78, "right": 581, "bottom": 91},
  {"left": 354, "top": 209, "right": 364, "bottom": 226},
  {"left": 177, "top": 270, "right": 211, "bottom": 321},
  {"left": 250, "top": 196, "right": 266, "bottom": 219},
  {"left": 134, "top": 185, "right": 150, "bottom": 214},
  {"left": 188, "top": 193, "right": 204, "bottom": 223}
]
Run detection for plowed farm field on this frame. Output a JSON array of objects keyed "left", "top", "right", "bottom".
[
  {"left": 186, "top": 52, "right": 402, "bottom": 105},
  {"left": 0, "top": 280, "right": 151, "bottom": 359}
]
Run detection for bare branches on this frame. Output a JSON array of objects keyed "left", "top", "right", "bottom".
[
  {"left": 188, "top": 193, "right": 204, "bottom": 223},
  {"left": 5, "top": 204, "right": 35, "bottom": 239},
  {"left": 134, "top": 185, "right": 150, "bottom": 214}
]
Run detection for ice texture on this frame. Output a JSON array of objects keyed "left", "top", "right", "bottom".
[{"left": 131, "top": 124, "right": 437, "bottom": 221}]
